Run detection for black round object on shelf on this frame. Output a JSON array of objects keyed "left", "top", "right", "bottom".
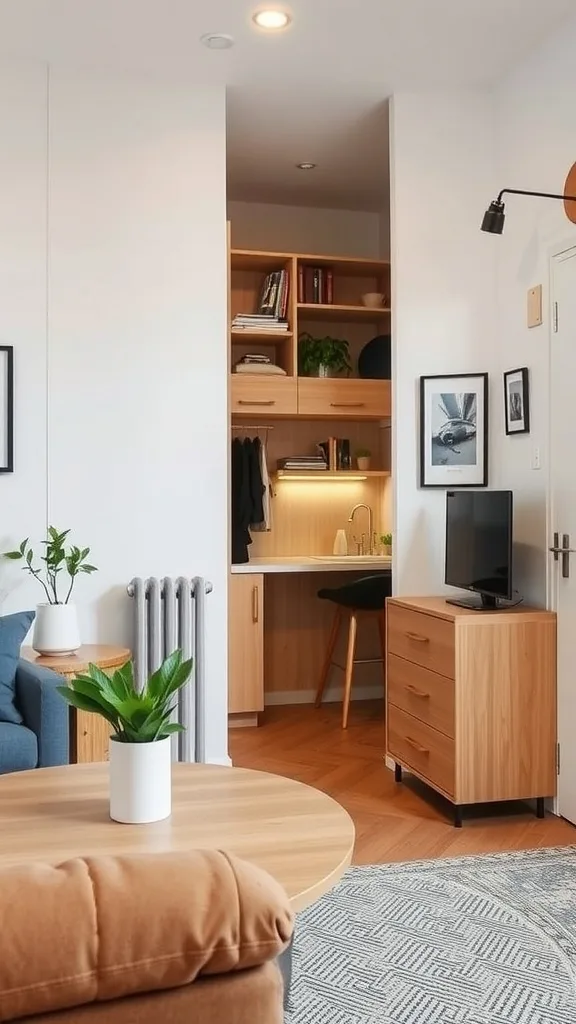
[{"left": 358, "top": 334, "right": 391, "bottom": 380}]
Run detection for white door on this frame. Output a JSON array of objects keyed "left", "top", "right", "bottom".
[{"left": 551, "top": 244, "right": 576, "bottom": 824}]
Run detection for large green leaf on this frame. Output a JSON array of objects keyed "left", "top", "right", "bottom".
[
  {"left": 146, "top": 649, "right": 183, "bottom": 701},
  {"left": 164, "top": 657, "right": 194, "bottom": 699},
  {"left": 158, "top": 722, "right": 185, "bottom": 737},
  {"left": 56, "top": 686, "right": 119, "bottom": 730},
  {"left": 83, "top": 663, "right": 126, "bottom": 707},
  {"left": 69, "top": 677, "right": 120, "bottom": 724}
]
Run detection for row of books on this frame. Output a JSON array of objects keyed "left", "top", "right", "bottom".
[{"left": 297, "top": 266, "right": 334, "bottom": 305}]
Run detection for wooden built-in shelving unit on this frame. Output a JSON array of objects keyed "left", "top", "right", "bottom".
[{"left": 230, "top": 247, "right": 391, "bottom": 421}]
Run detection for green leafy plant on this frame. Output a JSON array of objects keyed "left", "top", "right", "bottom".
[
  {"left": 356, "top": 447, "right": 372, "bottom": 458},
  {"left": 298, "top": 332, "right": 352, "bottom": 376},
  {"left": 57, "top": 650, "right": 193, "bottom": 744},
  {"left": 3, "top": 527, "right": 97, "bottom": 604},
  {"left": 380, "top": 533, "right": 392, "bottom": 547}
]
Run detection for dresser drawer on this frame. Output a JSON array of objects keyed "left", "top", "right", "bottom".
[
  {"left": 388, "top": 705, "right": 455, "bottom": 799},
  {"left": 387, "top": 604, "right": 455, "bottom": 679},
  {"left": 387, "top": 654, "right": 455, "bottom": 738},
  {"left": 297, "top": 378, "right": 391, "bottom": 419},
  {"left": 230, "top": 376, "right": 297, "bottom": 416}
]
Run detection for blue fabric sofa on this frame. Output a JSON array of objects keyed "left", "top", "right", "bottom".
[{"left": 0, "top": 660, "right": 69, "bottom": 774}]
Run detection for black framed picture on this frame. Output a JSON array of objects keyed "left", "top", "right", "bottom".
[
  {"left": 420, "top": 373, "right": 489, "bottom": 487},
  {"left": 504, "top": 367, "right": 530, "bottom": 435},
  {"left": 0, "top": 346, "right": 14, "bottom": 473}
]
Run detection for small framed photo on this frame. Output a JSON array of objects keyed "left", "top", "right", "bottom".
[
  {"left": 420, "top": 372, "right": 488, "bottom": 488},
  {"left": 0, "top": 346, "right": 14, "bottom": 474},
  {"left": 504, "top": 367, "right": 530, "bottom": 435}
]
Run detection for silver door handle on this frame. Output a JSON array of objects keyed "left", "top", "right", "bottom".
[{"left": 549, "top": 533, "right": 576, "bottom": 578}]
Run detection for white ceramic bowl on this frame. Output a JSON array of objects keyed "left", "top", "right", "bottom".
[{"left": 361, "top": 292, "right": 385, "bottom": 308}]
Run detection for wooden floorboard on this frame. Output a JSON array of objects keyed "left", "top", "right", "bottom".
[{"left": 229, "top": 700, "right": 576, "bottom": 864}]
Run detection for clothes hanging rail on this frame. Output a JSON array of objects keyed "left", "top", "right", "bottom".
[{"left": 231, "top": 424, "right": 274, "bottom": 432}]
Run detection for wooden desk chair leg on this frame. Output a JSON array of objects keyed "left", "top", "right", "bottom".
[
  {"left": 378, "top": 612, "right": 387, "bottom": 690},
  {"left": 315, "top": 608, "right": 342, "bottom": 708},
  {"left": 342, "top": 612, "right": 358, "bottom": 730}
]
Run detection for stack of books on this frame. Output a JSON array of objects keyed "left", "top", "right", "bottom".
[
  {"left": 232, "top": 269, "right": 290, "bottom": 332},
  {"left": 297, "top": 265, "right": 334, "bottom": 304},
  {"left": 277, "top": 456, "right": 327, "bottom": 472},
  {"left": 231, "top": 314, "right": 289, "bottom": 333}
]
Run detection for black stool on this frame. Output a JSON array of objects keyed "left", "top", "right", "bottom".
[{"left": 315, "top": 573, "right": 392, "bottom": 728}]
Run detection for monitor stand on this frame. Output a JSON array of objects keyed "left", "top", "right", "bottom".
[{"left": 446, "top": 593, "right": 499, "bottom": 611}]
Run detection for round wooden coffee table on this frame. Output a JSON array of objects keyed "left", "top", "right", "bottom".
[{"left": 0, "top": 762, "right": 355, "bottom": 912}]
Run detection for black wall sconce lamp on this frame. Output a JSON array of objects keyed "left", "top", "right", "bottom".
[{"left": 481, "top": 187, "right": 576, "bottom": 234}]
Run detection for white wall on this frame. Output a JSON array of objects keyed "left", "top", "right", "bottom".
[
  {"left": 390, "top": 91, "right": 497, "bottom": 595},
  {"left": 491, "top": 14, "right": 576, "bottom": 605},
  {"left": 0, "top": 60, "right": 48, "bottom": 613},
  {"left": 228, "top": 199, "right": 383, "bottom": 257},
  {"left": 0, "top": 60, "right": 229, "bottom": 763}
]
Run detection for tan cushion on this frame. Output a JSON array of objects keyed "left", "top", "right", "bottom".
[{"left": 0, "top": 850, "right": 293, "bottom": 1022}]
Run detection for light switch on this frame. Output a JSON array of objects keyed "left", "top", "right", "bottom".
[{"left": 527, "top": 285, "right": 543, "bottom": 328}]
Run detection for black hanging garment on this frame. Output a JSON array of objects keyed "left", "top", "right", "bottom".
[{"left": 231, "top": 437, "right": 265, "bottom": 564}]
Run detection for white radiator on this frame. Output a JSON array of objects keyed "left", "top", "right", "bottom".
[{"left": 126, "top": 576, "right": 212, "bottom": 763}]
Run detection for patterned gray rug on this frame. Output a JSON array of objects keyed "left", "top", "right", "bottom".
[{"left": 286, "top": 847, "right": 576, "bottom": 1023}]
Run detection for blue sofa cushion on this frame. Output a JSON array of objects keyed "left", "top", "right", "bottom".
[
  {"left": 0, "top": 721, "right": 38, "bottom": 772},
  {"left": 0, "top": 611, "right": 35, "bottom": 724}
]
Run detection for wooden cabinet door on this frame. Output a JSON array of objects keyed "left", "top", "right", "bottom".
[{"left": 229, "top": 574, "right": 264, "bottom": 714}]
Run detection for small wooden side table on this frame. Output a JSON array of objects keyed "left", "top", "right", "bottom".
[{"left": 21, "top": 645, "right": 131, "bottom": 764}]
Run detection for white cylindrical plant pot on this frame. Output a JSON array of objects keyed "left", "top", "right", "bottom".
[
  {"left": 357, "top": 457, "right": 371, "bottom": 471},
  {"left": 109, "top": 736, "right": 172, "bottom": 824},
  {"left": 32, "top": 603, "right": 81, "bottom": 656}
]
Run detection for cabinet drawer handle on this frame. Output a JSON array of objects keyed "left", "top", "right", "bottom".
[
  {"left": 405, "top": 683, "right": 430, "bottom": 699},
  {"left": 405, "top": 736, "right": 430, "bottom": 755},
  {"left": 405, "top": 631, "right": 430, "bottom": 644},
  {"left": 252, "top": 585, "right": 259, "bottom": 623},
  {"left": 329, "top": 402, "right": 366, "bottom": 408},
  {"left": 238, "top": 400, "right": 276, "bottom": 406}
]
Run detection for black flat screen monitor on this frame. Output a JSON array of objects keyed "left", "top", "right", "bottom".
[{"left": 445, "top": 490, "right": 513, "bottom": 609}]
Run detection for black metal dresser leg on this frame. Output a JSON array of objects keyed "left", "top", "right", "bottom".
[
  {"left": 536, "top": 797, "right": 545, "bottom": 819},
  {"left": 394, "top": 762, "right": 403, "bottom": 783},
  {"left": 454, "top": 805, "right": 463, "bottom": 828}
]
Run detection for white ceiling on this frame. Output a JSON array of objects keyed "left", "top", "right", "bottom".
[{"left": 0, "top": 0, "right": 574, "bottom": 211}]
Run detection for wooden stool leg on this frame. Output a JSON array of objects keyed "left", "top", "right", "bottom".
[
  {"left": 378, "top": 612, "right": 387, "bottom": 690},
  {"left": 342, "top": 612, "right": 357, "bottom": 729},
  {"left": 315, "top": 608, "right": 342, "bottom": 708}
]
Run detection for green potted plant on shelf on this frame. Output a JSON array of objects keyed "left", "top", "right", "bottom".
[
  {"left": 298, "top": 332, "right": 352, "bottom": 378},
  {"left": 356, "top": 447, "right": 372, "bottom": 471},
  {"left": 57, "top": 650, "right": 193, "bottom": 824},
  {"left": 380, "top": 532, "right": 392, "bottom": 556},
  {"left": 3, "top": 527, "right": 97, "bottom": 656}
]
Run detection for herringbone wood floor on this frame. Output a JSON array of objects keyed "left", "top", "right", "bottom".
[{"left": 229, "top": 701, "right": 576, "bottom": 863}]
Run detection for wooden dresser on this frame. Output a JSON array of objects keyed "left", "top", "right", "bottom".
[{"left": 385, "top": 597, "right": 557, "bottom": 826}]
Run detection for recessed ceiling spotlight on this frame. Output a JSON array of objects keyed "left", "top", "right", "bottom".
[
  {"left": 200, "top": 33, "right": 234, "bottom": 49},
  {"left": 253, "top": 9, "right": 291, "bottom": 30},
  {"left": 297, "top": 162, "right": 316, "bottom": 170}
]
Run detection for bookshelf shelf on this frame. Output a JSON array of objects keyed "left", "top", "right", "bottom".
[
  {"left": 275, "top": 469, "right": 391, "bottom": 480},
  {"left": 231, "top": 329, "right": 293, "bottom": 342},
  {"left": 297, "top": 302, "right": 391, "bottom": 323}
]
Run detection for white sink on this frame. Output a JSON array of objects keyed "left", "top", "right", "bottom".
[{"left": 311, "top": 555, "right": 389, "bottom": 563}]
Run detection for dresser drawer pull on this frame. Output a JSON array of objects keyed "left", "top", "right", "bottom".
[
  {"left": 405, "top": 736, "right": 430, "bottom": 756},
  {"left": 404, "top": 631, "right": 430, "bottom": 644},
  {"left": 237, "top": 399, "right": 276, "bottom": 406},
  {"left": 330, "top": 402, "right": 366, "bottom": 408},
  {"left": 405, "top": 683, "right": 430, "bottom": 699}
]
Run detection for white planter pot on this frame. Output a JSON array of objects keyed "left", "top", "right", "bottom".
[
  {"left": 109, "top": 736, "right": 172, "bottom": 824},
  {"left": 32, "top": 603, "right": 81, "bottom": 656},
  {"left": 356, "top": 457, "right": 371, "bottom": 471}
]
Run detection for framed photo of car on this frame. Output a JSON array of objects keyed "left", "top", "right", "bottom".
[{"left": 420, "top": 372, "right": 488, "bottom": 487}]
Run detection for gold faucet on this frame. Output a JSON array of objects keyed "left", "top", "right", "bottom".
[{"left": 348, "top": 503, "right": 374, "bottom": 555}]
